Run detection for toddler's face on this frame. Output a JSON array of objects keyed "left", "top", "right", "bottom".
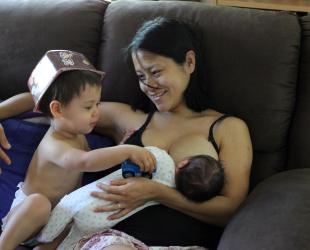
[{"left": 60, "top": 84, "right": 102, "bottom": 135}]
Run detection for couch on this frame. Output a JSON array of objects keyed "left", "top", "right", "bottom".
[{"left": 0, "top": 0, "right": 310, "bottom": 249}]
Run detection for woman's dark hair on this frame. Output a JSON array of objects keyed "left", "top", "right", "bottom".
[
  {"left": 175, "top": 155, "right": 224, "bottom": 202},
  {"left": 39, "top": 70, "right": 102, "bottom": 117},
  {"left": 125, "top": 16, "right": 208, "bottom": 112}
]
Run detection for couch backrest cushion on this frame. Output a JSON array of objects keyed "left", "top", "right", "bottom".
[
  {"left": 99, "top": 1, "right": 300, "bottom": 187},
  {"left": 0, "top": 0, "right": 108, "bottom": 99},
  {"left": 287, "top": 15, "right": 310, "bottom": 170}
]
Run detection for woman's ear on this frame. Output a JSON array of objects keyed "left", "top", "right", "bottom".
[
  {"left": 185, "top": 50, "right": 196, "bottom": 74},
  {"left": 49, "top": 100, "right": 62, "bottom": 118}
]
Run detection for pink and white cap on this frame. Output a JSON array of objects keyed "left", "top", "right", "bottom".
[{"left": 27, "top": 50, "right": 105, "bottom": 112}]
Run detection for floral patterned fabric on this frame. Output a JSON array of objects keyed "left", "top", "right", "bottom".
[{"left": 75, "top": 229, "right": 207, "bottom": 250}]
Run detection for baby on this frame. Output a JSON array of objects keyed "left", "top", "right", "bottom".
[{"left": 37, "top": 136, "right": 224, "bottom": 249}]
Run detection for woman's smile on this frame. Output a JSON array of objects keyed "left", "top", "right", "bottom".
[{"left": 148, "top": 89, "right": 167, "bottom": 101}]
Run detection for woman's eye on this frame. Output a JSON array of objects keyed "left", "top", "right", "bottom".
[
  {"left": 96, "top": 102, "right": 101, "bottom": 107},
  {"left": 137, "top": 74, "right": 146, "bottom": 82},
  {"left": 152, "top": 70, "right": 161, "bottom": 77},
  {"left": 85, "top": 106, "right": 92, "bottom": 110}
]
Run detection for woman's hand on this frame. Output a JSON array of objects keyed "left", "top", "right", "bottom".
[
  {"left": 0, "top": 123, "right": 11, "bottom": 173},
  {"left": 91, "top": 177, "right": 157, "bottom": 220}
]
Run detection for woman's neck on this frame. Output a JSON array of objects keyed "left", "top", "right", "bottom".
[{"left": 163, "top": 103, "right": 201, "bottom": 119}]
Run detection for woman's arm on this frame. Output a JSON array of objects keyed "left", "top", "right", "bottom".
[
  {"left": 91, "top": 117, "right": 252, "bottom": 226},
  {"left": 160, "top": 117, "right": 252, "bottom": 226},
  {"left": 96, "top": 102, "right": 146, "bottom": 143},
  {"left": 0, "top": 92, "right": 34, "bottom": 119},
  {"left": 0, "top": 92, "right": 34, "bottom": 170}
]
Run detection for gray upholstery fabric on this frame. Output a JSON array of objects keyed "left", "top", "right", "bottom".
[
  {"left": 0, "top": 0, "right": 309, "bottom": 249},
  {"left": 0, "top": 0, "right": 108, "bottom": 99},
  {"left": 287, "top": 15, "right": 310, "bottom": 170},
  {"left": 218, "top": 168, "right": 310, "bottom": 250},
  {"left": 98, "top": 0, "right": 300, "bottom": 187},
  {"left": 16, "top": 247, "right": 28, "bottom": 250}
]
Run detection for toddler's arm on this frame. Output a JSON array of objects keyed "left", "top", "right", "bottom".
[{"left": 49, "top": 143, "right": 156, "bottom": 173}]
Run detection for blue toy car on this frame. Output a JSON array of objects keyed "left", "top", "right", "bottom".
[{"left": 121, "top": 160, "right": 155, "bottom": 179}]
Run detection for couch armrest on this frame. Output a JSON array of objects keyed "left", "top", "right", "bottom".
[{"left": 218, "top": 169, "right": 310, "bottom": 250}]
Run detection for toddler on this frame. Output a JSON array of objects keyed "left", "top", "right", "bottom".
[{"left": 0, "top": 50, "right": 155, "bottom": 250}]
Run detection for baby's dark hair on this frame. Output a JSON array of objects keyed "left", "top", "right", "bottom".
[
  {"left": 39, "top": 70, "right": 102, "bottom": 117},
  {"left": 175, "top": 155, "right": 224, "bottom": 202}
]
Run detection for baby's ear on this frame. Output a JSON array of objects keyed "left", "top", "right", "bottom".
[
  {"left": 176, "top": 158, "right": 190, "bottom": 170},
  {"left": 50, "top": 100, "right": 62, "bottom": 118}
]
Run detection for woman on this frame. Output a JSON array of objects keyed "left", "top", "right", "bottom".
[
  {"left": 88, "top": 17, "right": 252, "bottom": 249},
  {"left": 0, "top": 17, "right": 252, "bottom": 249}
]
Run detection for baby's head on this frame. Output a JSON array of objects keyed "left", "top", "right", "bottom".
[
  {"left": 28, "top": 50, "right": 105, "bottom": 117},
  {"left": 175, "top": 155, "right": 224, "bottom": 202}
]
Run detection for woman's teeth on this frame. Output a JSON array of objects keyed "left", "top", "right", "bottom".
[{"left": 150, "top": 90, "right": 166, "bottom": 99}]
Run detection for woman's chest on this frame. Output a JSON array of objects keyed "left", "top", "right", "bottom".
[{"left": 141, "top": 117, "right": 212, "bottom": 150}]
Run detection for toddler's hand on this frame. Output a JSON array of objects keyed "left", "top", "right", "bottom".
[{"left": 128, "top": 146, "right": 156, "bottom": 173}]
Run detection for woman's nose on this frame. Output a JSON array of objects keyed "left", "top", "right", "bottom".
[{"left": 144, "top": 76, "right": 159, "bottom": 89}]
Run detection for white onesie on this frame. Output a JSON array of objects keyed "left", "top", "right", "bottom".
[{"left": 37, "top": 146, "right": 176, "bottom": 250}]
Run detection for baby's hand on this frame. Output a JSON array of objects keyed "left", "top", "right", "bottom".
[{"left": 128, "top": 146, "right": 156, "bottom": 173}]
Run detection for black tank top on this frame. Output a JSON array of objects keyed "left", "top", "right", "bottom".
[
  {"left": 124, "top": 112, "right": 231, "bottom": 154},
  {"left": 123, "top": 111, "right": 155, "bottom": 146},
  {"left": 115, "top": 112, "right": 231, "bottom": 249}
]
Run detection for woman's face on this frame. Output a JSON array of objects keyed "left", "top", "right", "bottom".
[{"left": 132, "top": 49, "right": 195, "bottom": 112}]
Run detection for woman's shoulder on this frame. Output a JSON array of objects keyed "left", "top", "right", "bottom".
[
  {"left": 100, "top": 101, "right": 133, "bottom": 114},
  {"left": 98, "top": 101, "right": 149, "bottom": 135},
  {"left": 201, "top": 109, "right": 250, "bottom": 143},
  {"left": 204, "top": 109, "right": 248, "bottom": 127},
  {"left": 101, "top": 101, "right": 147, "bottom": 114},
  {"left": 99, "top": 101, "right": 145, "bottom": 120},
  {"left": 211, "top": 112, "right": 251, "bottom": 150}
]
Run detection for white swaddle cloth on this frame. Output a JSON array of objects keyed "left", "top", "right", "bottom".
[{"left": 37, "top": 146, "right": 175, "bottom": 250}]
